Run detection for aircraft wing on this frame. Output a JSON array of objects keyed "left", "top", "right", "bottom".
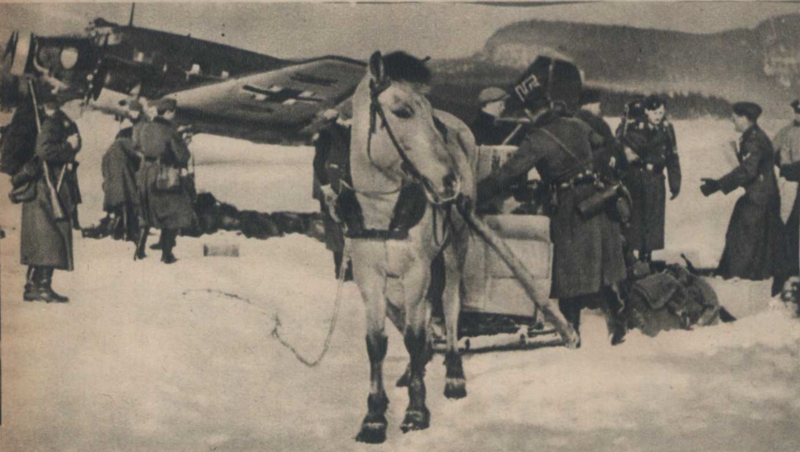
[{"left": 165, "top": 57, "right": 365, "bottom": 140}]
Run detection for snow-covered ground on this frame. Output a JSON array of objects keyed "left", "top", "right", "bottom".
[{"left": 1, "top": 107, "right": 799, "bottom": 451}]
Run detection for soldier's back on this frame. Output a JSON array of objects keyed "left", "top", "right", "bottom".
[
  {"left": 137, "top": 120, "right": 174, "bottom": 158},
  {"left": 527, "top": 115, "right": 594, "bottom": 182}
]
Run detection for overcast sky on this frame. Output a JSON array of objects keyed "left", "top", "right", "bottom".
[{"left": 1, "top": 2, "right": 798, "bottom": 60}]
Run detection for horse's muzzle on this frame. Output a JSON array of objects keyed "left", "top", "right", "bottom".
[{"left": 425, "top": 172, "right": 461, "bottom": 205}]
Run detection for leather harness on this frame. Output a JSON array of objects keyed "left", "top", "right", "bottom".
[{"left": 341, "top": 77, "right": 460, "bottom": 242}]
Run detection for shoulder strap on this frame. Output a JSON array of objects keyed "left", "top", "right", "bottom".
[{"left": 538, "top": 126, "right": 591, "bottom": 171}]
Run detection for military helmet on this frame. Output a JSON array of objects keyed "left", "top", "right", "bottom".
[
  {"left": 624, "top": 99, "right": 645, "bottom": 121},
  {"left": 732, "top": 101, "right": 762, "bottom": 122},
  {"left": 644, "top": 94, "right": 667, "bottom": 111}
]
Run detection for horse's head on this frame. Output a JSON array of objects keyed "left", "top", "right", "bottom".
[{"left": 353, "top": 51, "right": 461, "bottom": 205}]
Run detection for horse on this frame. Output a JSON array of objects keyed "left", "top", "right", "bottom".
[{"left": 347, "top": 51, "right": 477, "bottom": 443}]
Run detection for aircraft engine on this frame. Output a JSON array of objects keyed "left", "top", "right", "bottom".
[
  {"left": 4, "top": 32, "right": 35, "bottom": 77},
  {"left": 0, "top": 31, "right": 35, "bottom": 109}
]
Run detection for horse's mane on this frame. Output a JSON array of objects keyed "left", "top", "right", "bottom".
[{"left": 382, "top": 51, "right": 431, "bottom": 85}]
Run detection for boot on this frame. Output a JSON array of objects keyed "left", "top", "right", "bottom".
[
  {"left": 160, "top": 229, "right": 177, "bottom": 264},
  {"left": 111, "top": 213, "right": 124, "bottom": 241},
  {"left": 134, "top": 227, "right": 149, "bottom": 260},
  {"left": 333, "top": 251, "right": 343, "bottom": 279},
  {"left": 36, "top": 267, "right": 69, "bottom": 303},
  {"left": 602, "top": 287, "right": 627, "bottom": 346},
  {"left": 559, "top": 298, "right": 582, "bottom": 348},
  {"left": 161, "top": 251, "right": 177, "bottom": 264},
  {"left": 23, "top": 266, "right": 38, "bottom": 301},
  {"left": 344, "top": 261, "right": 354, "bottom": 282},
  {"left": 149, "top": 234, "right": 163, "bottom": 250}
]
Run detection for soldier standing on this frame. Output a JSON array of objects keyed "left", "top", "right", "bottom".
[
  {"left": 101, "top": 99, "right": 143, "bottom": 241},
  {"left": 576, "top": 89, "right": 627, "bottom": 181},
  {"left": 771, "top": 99, "right": 800, "bottom": 294},
  {"left": 133, "top": 98, "right": 195, "bottom": 264},
  {"left": 20, "top": 95, "right": 80, "bottom": 302},
  {"left": 576, "top": 89, "right": 613, "bottom": 140},
  {"left": 621, "top": 95, "right": 681, "bottom": 263},
  {"left": 700, "top": 102, "right": 782, "bottom": 281},
  {"left": 476, "top": 79, "right": 628, "bottom": 346},
  {"left": 312, "top": 109, "right": 353, "bottom": 280}
]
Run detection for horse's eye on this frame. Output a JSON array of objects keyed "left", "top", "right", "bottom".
[{"left": 393, "top": 106, "right": 413, "bottom": 119}]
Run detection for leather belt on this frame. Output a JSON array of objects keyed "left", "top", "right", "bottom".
[
  {"left": 632, "top": 161, "right": 663, "bottom": 174},
  {"left": 557, "top": 170, "right": 596, "bottom": 190}
]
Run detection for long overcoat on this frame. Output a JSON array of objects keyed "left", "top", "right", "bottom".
[
  {"left": 773, "top": 121, "right": 800, "bottom": 292},
  {"left": 716, "top": 124, "right": 782, "bottom": 280},
  {"left": 312, "top": 122, "right": 351, "bottom": 252},
  {"left": 477, "top": 110, "right": 627, "bottom": 299},
  {"left": 621, "top": 119, "right": 681, "bottom": 253},
  {"left": 20, "top": 112, "right": 79, "bottom": 270},
  {"left": 102, "top": 127, "right": 140, "bottom": 211},
  {"left": 134, "top": 117, "right": 195, "bottom": 230}
]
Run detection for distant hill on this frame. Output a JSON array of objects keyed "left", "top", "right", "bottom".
[{"left": 430, "top": 14, "right": 800, "bottom": 121}]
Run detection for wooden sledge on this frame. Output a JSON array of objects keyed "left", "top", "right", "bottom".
[{"left": 385, "top": 145, "right": 579, "bottom": 352}]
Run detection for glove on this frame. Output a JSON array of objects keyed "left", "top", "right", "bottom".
[
  {"left": 623, "top": 146, "right": 639, "bottom": 163},
  {"left": 700, "top": 178, "right": 719, "bottom": 197},
  {"left": 669, "top": 188, "right": 680, "bottom": 200},
  {"left": 455, "top": 194, "right": 473, "bottom": 214},
  {"left": 67, "top": 134, "right": 80, "bottom": 149},
  {"left": 320, "top": 185, "right": 341, "bottom": 222}
]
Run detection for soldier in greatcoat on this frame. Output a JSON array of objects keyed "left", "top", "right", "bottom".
[
  {"left": 101, "top": 99, "right": 143, "bottom": 241},
  {"left": 620, "top": 95, "right": 681, "bottom": 263},
  {"left": 770, "top": 100, "right": 800, "bottom": 294},
  {"left": 20, "top": 96, "right": 81, "bottom": 302},
  {"left": 312, "top": 109, "right": 353, "bottom": 280},
  {"left": 133, "top": 98, "right": 195, "bottom": 264},
  {"left": 700, "top": 101, "right": 782, "bottom": 281},
  {"left": 576, "top": 89, "right": 628, "bottom": 182},
  {"left": 477, "top": 80, "right": 628, "bottom": 346}
]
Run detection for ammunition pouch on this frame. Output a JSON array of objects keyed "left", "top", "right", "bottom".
[
  {"left": 9, "top": 178, "right": 37, "bottom": 204},
  {"left": 11, "top": 159, "right": 41, "bottom": 189}
]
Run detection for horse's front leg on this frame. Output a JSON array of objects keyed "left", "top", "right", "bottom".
[
  {"left": 354, "top": 262, "right": 390, "bottom": 444},
  {"left": 400, "top": 263, "right": 432, "bottom": 433},
  {"left": 442, "top": 241, "right": 467, "bottom": 399}
]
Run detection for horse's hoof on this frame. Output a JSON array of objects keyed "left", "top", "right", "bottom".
[
  {"left": 356, "top": 415, "right": 388, "bottom": 444},
  {"left": 444, "top": 378, "right": 467, "bottom": 399},
  {"left": 396, "top": 368, "right": 411, "bottom": 388},
  {"left": 400, "top": 408, "right": 430, "bottom": 433}
]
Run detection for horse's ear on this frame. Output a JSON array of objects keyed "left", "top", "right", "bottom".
[{"left": 369, "top": 51, "right": 384, "bottom": 83}]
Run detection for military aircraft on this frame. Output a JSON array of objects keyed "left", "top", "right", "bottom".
[{"left": 0, "top": 7, "right": 583, "bottom": 145}]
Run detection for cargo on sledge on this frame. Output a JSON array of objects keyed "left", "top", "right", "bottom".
[{"left": 385, "top": 145, "right": 561, "bottom": 351}]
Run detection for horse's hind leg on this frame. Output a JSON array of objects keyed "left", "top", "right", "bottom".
[
  {"left": 400, "top": 266, "right": 432, "bottom": 433},
  {"left": 355, "top": 272, "right": 390, "bottom": 444},
  {"left": 442, "top": 242, "right": 466, "bottom": 399}
]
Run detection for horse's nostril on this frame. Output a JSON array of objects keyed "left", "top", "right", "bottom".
[{"left": 443, "top": 173, "right": 456, "bottom": 187}]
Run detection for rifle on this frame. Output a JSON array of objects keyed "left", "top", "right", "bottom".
[{"left": 27, "top": 79, "right": 67, "bottom": 221}]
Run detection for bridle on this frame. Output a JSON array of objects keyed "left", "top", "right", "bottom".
[{"left": 366, "top": 78, "right": 461, "bottom": 207}]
